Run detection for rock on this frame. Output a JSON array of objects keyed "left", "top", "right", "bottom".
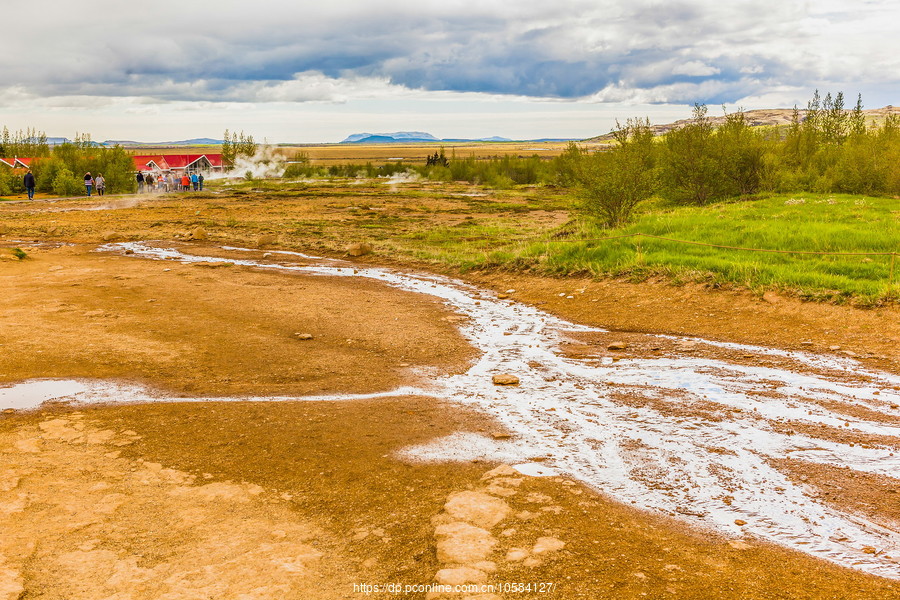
[
  {"left": 734, "top": 519, "right": 747, "bottom": 526},
  {"left": 346, "top": 242, "right": 372, "bottom": 257},
  {"left": 434, "top": 566, "right": 487, "bottom": 586},
  {"left": 505, "top": 289, "right": 516, "bottom": 294},
  {"left": 489, "top": 432, "right": 511, "bottom": 440},
  {"left": 492, "top": 374, "right": 519, "bottom": 386},
  {"left": 444, "top": 491, "right": 510, "bottom": 529},
  {"left": 294, "top": 333, "right": 314, "bottom": 340},
  {"left": 257, "top": 233, "right": 277, "bottom": 246},
  {"left": 829, "top": 345, "right": 842, "bottom": 351},
  {"left": 862, "top": 546, "right": 877, "bottom": 554},
  {"left": 532, "top": 537, "right": 565, "bottom": 555},
  {"left": 607, "top": 341, "right": 628, "bottom": 351},
  {"left": 101, "top": 231, "right": 119, "bottom": 241},
  {"left": 762, "top": 291, "right": 780, "bottom": 304},
  {"left": 481, "top": 465, "right": 518, "bottom": 480},
  {"left": 522, "top": 557, "right": 543, "bottom": 567},
  {"left": 505, "top": 548, "right": 529, "bottom": 562},
  {"left": 472, "top": 561, "right": 497, "bottom": 573},
  {"left": 841, "top": 350, "right": 858, "bottom": 357},
  {"left": 497, "top": 293, "right": 509, "bottom": 299},
  {"left": 434, "top": 522, "right": 497, "bottom": 564},
  {"left": 190, "top": 227, "right": 208, "bottom": 240},
  {"left": 800, "top": 341, "right": 813, "bottom": 346},
  {"left": 262, "top": 252, "right": 273, "bottom": 258},
  {"left": 728, "top": 540, "right": 752, "bottom": 550}
]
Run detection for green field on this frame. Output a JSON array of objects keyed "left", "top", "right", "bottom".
[{"left": 366, "top": 188, "right": 899, "bottom": 305}]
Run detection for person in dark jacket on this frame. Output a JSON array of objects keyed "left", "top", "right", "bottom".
[
  {"left": 198, "top": 173, "right": 204, "bottom": 191},
  {"left": 23, "top": 170, "right": 36, "bottom": 200},
  {"left": 136, "top": 171, "right": 145, "bottom": 193}
]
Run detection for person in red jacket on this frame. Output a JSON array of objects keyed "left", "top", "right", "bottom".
[{"left": 181, "top": 173, "right": 190, "bottom": 191}]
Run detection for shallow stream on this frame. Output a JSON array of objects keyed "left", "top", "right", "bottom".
[{"left": 5, "top": 241, "right": 899, "bottom": 578}]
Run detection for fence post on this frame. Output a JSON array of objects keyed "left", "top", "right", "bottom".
[{"left": 891, "top": 252, "right": 896, "bottom": 286}]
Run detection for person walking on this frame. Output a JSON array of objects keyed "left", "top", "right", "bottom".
[
  {"left": 84, "top": 172, "right": 94, "bottom": 197},
  {"left": 95, "top": 173, "right": 106, "bottom": 196},
  {"left": 191, "top": 172, "right": 199, "bottom": 191},
  {"left": 23, "top": 169, "right": 36, "bottom": 200},
  {"left": 136, "top": 171, "right": 145, "bottom": 193},
  {"left": 181, "top": 173, "right": 190, "bottom": 191},
  {"left": 198, "top": 173, "right": 204, "bottom": 191}
]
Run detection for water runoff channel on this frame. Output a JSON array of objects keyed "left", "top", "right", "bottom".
[{"left": 4, "top": 241, "right": 900, "bottom": 579}]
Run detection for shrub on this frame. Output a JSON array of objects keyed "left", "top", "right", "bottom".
[{"left": 52, "top": 168, "right": 82, "bottom": 196}]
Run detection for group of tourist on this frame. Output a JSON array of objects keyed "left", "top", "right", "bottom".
[
  {"left": 21, "top": 168, "right": 207, "bottom": 198},
  {"left": 82, "top": 172, "right": 105, "bottom": 197},
  {"left": 136, "top": 171, "right": 204, "bottom": 193}
]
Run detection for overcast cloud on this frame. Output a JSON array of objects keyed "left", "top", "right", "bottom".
[{"left": 2, "top": 0, "right": 898, "bottom": 141}]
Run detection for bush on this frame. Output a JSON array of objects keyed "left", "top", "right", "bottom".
[
  {"left": 573, "top": 118, "right": 658, "bottom": 228},
  {"left": 52, "top": 168, "right": 82, "bottom": 196}
]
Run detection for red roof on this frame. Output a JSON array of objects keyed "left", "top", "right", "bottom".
[
  {"left": 0, "top": 157, "right": 32, "bottom": 168},
  {"left": 132, "top": 153, "right": 223, "bottom": 170}
]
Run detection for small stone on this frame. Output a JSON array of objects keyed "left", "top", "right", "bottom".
[
  {"left": 728, "top": 540, "right": 752, "bottom": 550},
  {"left": 762, "top": 291, "right": 780, "bottom": 304},
  {"left": 607, "top": 341, "right": 628, "bottom": 351},
  {"left": 262, "top": 252, "right": 273, "bottom": 258},
  {"left": 190, "top": 226, "right": 208, "bottom": 240},
  {"left": 505, "top": 289, "right": 516, "bottom": 294},
  {"left": 829, "top": 345, "right": 841, "bottom": 351},
  {"left": 294, "top": 333, "right": 314, "bottom": 340},
  {"left": 505, "top": 548, "right": 529, "bottom": 562},
  {"left": 862, "top": 546, "right": 877, "bottom": 554},
  {"left": 444, "top": 491, "right": 511, "bottom": 529},
  {"left": 101, "top": 231, "right": 119, "bottom": 241},
  {"left": 492, "top": 374, "right": 519, "bottom": 386},
  {"left": 490, "top": 432, "right": 512, "bottom": 440},
  {"left": 481, "top": 465, "right": 518, "bottom": 480},
  {"left": 346, "top": 242, "right": 373, "bottom": 257},
  {"left": 257, "top": 233, "right": 277, "bottom": 246},
  {"left": 734, "top": 519, "right": 747, "bottom": 526},
  {"left": 532, "top": 537, "right": 565, "bottom": 555},
  {"left": 434, "top": 521, "right": 497, "bottom": 564},
  {"left": 800, "top": 341, "right": 813, "bottom": 346},
  {"left": 434, "top": 567, "right": 487, "bottom": 586},
  {"left": 497, "top": 293, "right": 509, "bottom": 299}
]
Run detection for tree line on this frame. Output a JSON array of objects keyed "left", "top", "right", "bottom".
[
  {"left": 0, "top": 132, "right": 135, "bottom": 196},
  {"left": 564, "top": 91, "right": 900, "bottom": 226}
]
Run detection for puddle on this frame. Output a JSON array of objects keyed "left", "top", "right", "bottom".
[{"left": 17, "top": 240, "right": 894, "bottom": 578}]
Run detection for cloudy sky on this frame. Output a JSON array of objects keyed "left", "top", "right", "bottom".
[{"left": 2, "top": 0, "right": 898, "bottom": 143}]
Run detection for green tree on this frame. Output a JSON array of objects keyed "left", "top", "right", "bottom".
[
  {"left": 52, "top": 167, "right": 82, "bottom": 196},
  {"left": 661, "top": 104, "right": 722, "bottom": 205},
  {"left": 574, "top": 118, "right": 657, "bottom": 227}
]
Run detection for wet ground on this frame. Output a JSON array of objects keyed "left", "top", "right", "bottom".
[{"left": 2, "top": 240, "right": 900, "bottom": 598}]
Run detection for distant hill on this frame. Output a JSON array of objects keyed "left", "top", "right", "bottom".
[
  {"left": 583, "top": 106, "right": 899, "bottom": 142},
  {"left": 101, "top": 138, "right": 224, "bottom": 147},
  {"left": 341, "top": 132, "right": 440, "bottom": 143},
  {"left": 339, "top": 131, "right": 543, "bottom": 144}
]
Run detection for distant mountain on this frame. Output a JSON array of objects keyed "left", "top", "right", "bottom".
[
  {"left": 101, "top": 138, "right": 224, "bottom": 147},
  {"left": 341, "top": 131, "right": 440, "bottom": 143},
  {"left": 340, "top": 131, "right": 524, "bottom": 144}
]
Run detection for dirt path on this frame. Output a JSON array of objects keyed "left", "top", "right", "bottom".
[{"left": 2, "top": 241, "right": 900, "bottom": 598}]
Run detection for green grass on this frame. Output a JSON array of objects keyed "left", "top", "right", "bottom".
[
  {"left": 349, "top": 189, "right": 897, "bottom": 304},
  {"left": 505, "top": 194, "right": 899, "bottom": 305}
]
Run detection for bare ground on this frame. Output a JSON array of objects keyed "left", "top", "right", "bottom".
[{"left": 1, "top": 192, "right": 900, "bottom": 598}]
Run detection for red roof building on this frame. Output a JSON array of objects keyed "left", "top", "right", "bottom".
[
  {"left": 0, "top": 157, "right": 32, "bottom": 169},
  {"left": 132, "top": 154, "right": 224, "bottom": 174}
]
